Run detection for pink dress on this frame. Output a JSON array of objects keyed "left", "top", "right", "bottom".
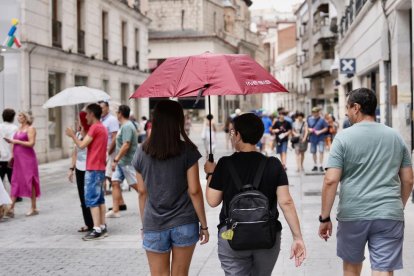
[{"left": 11, "top": 131, "right": 40, "bottom": 198}]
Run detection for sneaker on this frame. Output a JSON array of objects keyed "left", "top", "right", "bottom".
[
  {"left": 319, "top": 166, "right": 324, "bottom": 172},
  {"left": 101, "top": 225, "right": 109, "bottom": 237},
  {"left": 108, "top": 204, "right": 127, "bottom": 211},
  {"left": 311, "top": 166, "right": 318, "bottom": 172},
  {"left": 105, "top": 210, "right": 121, "bottom": 218},
  {"left": 82, "top": 229, "right": 104, "bottom": 241}
]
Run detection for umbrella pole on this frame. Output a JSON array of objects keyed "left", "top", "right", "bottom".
[{"left": 208, "top": 95, "right": 214, "bottom": 162}]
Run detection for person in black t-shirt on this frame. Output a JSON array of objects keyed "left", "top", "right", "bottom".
[
  {"left": 204, "top": 113, "right": 306, "bottom": 275},
  {"left": 271, "top": 111, "right": 292, "bottom": 169}
]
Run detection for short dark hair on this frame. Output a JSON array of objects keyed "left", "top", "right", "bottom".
[
  {"left": 143, "top": 100, "right": 196, "bottom": 160},
  {"left": 346, "top": 88, "right": 377, "bottom": 116},
  {"left": 2, "top": 108, "right": 16, "bottom": 122},
  {"left": 86, "top": 103, "right": 103, "bottom": 120},
  {"left": 295, "top": 111, "right": 305, "bottom": 118},
  {"left": 206, "top": 114, "right": 214, "bottom": 120},
  {"left": 233, "top": 113, "right": 264, "bottom": 145},
  {"left": 118, "top": 105, "right": 130, "bottom": 118},
  {"left": 141, "top": 116, "right": 147, "bottom": 120},
  {"left": 98, "top": 101, "right": 109, "bottom": 107}
]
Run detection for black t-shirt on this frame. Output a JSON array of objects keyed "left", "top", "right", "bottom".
[
  {"left": 209, "top": 151, "right": 289, "bottom": 227},
  {"left": 272, "top": 120, "right": 292, "bottom": 142}
]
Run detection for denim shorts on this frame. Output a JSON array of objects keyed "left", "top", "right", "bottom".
[
  {"left": 310, "top": 140, "right": 325, "bottom": 153},
  {"left": 143, "top": 222, "right": 199, "bottom": 253},
  {"left": 111, "top": 164, "right": 137, "bottom": 185},
  {"left": 276, "top": 141, "right": 288, "bottom": 154},
  {"left": 84, "top": 170, "right": 105, "bottom": 208},
  {"left": 337, "top": 220, "right": 404, "bottom": 271}
]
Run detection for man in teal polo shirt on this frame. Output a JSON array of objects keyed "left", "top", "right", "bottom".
[{"left": 319, "top": 88, "right": 413, "bottom": 276}]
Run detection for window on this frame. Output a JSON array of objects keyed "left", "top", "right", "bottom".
[
  {"left": 181, "top": 10, "right": 185, "bottom": 30},
  {"left": 48, "top": 72, "right": 63, "bottom": 149},
  {"left": 52, "top": 0, "right": 62, "bottom": 47},
  {"left": 102, "top": 11, "right": 109, "bottom": 60},
  {"left": 122, "top": 21, "right": 128, "bottom": 66},
  {"left": 135, "top": 28, "right": 140, "bottom": 69},
  {"left": 102, "top": 79, "right": 109, "bottom": 93},
  {"left": 77, "top": 0, "right": 85, "bottom": 54},
  {"left": 120, "top": 83, "right": 129, "bottom": 105}
]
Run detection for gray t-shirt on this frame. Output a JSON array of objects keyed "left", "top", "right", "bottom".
[
  {"left": 116, "top": 121, "right": 138, "bottom": 166},
  {"left": 133, "top": 143, "right": 202, "bottom": 231},
  {"left": 326, "top": 121, "right": 412, "bottom": 221}
]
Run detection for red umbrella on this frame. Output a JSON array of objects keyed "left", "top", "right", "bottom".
[{"left": 131, "top": 52, "right": 288, "bottom": 161}]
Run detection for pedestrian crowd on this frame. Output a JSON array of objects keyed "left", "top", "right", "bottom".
[{"left": 0, "top": 87, "right": 413, "bottom": 276}]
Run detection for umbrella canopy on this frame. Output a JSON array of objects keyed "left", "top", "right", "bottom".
[
  {"left": 42, "top": 86, "right": 111, "bottom": 108},
  {"left": 130, "top": 52, "right": 288, "bottom": 99}
]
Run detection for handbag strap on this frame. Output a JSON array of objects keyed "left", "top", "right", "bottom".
[
  {"left": 309, "top": 117, "right": 321, "bottom": 129},
  {"left": 299, "top": 122, "right": 305, "bottom": 134}
]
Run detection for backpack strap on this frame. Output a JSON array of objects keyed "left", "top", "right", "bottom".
[
  {"left": 252, "top": 158, "right": 267, "bottom": 189},
  {"left": 227, "top": 159, "right": 244, "bottom": 191}
]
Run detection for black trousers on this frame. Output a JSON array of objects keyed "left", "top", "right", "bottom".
[
  {"left": 0, "top": 161, "right": 12, "bottom": 183},
  {"left": 75, "top": 169, "right": 93, "bottom": 229}
]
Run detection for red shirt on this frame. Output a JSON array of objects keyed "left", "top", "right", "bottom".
[{"left": 86, "top": 122, "right": 108, "bottom": 171}]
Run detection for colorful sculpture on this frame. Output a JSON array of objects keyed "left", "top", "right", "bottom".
[{"left": 3, "top": 18, "right": 21, "bottom": 48}]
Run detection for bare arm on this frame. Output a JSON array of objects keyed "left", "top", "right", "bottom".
[
  {"left": 68, "top": 147, "right": 77, "bottom": 183},
  {"left": 277, "top": 185, "right": 306, "bottom": 267},
  {"left": 187, "top": 163, "right": 209, "bottom": 244},
  {"left": 136, "top": 172, "right": 147, "bottom": 225},
  {"left": 12, "top": 127, "right": 36, "bottom": 147},
  {"left": 320, "top": 168, "right": 341, "bottom": 218},
  {"left": 399, "top": 166, "right": 413, "bottom": 207},
  {"left": 277, "top": 186, "right": 303, "bottom": 240},
  {"left": 66, "top": 128, "right": 93, "bottom": 149},
  {"left": 108, "top": 132, "right": 117, "bottom": 154},
  {"left": 318, "top": 168, "right": 341, "bottom": 241},
  {"left": 204, "top": 161, "right": 223, "bottom": 207}
]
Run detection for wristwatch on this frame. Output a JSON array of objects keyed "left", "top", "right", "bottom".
[{"left": 319, "top": 215, "right": 331, "bottom": 223}]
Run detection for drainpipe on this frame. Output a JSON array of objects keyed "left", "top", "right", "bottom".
[
  {"left": 410, "top": 10, "right": 413, "bottom": 151},
  {"left": 28, "top": 44, "right": 36, "bottom": 111},
  {"left": 381, "top": 0, "right": 392, "bottom": 126}
]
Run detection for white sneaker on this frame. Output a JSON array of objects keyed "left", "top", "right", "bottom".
[{"left": 105, "top": 210, "right": 121, "bottom": 218}]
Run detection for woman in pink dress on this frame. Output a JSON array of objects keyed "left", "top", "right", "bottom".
[{"left": 4, "top": 112, "right": 40, "bottom": 217}]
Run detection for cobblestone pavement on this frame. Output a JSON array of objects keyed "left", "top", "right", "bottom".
[{"left": 1, "top": 124, "right": 413, "bottom": 276}]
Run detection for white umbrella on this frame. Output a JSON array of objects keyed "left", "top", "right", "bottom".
[{"left": 42, "top": 86, "right": 111, "bottom": 108}]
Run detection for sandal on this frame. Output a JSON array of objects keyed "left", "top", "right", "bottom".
[
  {"left": 77, "top": 226, "right": 90, "bottom": 232},
  {"left": 25, "top": 209, "right": 39, "bottom": 216},
  {"left": 5, "top": 207, "right": 14, "bottom": 218}
]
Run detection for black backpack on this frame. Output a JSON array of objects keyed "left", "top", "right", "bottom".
[{"left": 225, "top": 157, "right": 281, "bottom": 250}]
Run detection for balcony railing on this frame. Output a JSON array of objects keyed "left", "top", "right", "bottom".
[
  {"left": 103, "top": 39, "right": 108, "bottom": 61},
  {"left": 78, "top": 30, "right": 85, "bottom": 54},
  {"left": 52, "top": 20, "right": 62, "bottom": 48},
  {"left": 122, "top": 46, "right": 127, "bottom": 66}
]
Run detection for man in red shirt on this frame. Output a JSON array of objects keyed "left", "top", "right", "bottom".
[{"left": 66, "top": 103, "right": 108, "bottom": 240}]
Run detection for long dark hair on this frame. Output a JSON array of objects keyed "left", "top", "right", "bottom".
[{"left": 142, "top": 100, "right": 197, "bottom": 160}]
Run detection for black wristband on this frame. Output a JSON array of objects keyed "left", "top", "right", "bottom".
[
  {"left": 205, "top": 172, "right": 213, "bottom": 180},
  {"left": 319, "top": 215, "right": 331, "bottom": 223},
  {"left": 69, "top": 167, "right": 75, "bottom": 171},
  {"left": 200, "top": 226, "right": 208, "bottom": 231}
]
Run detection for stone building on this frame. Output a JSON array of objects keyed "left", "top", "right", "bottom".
[
  {"left": 295, "top": 0, "right": 338, "bottom": 117},
  {"left": 331, "top": 0, "right": 413, "bottom": 150},
  {"left": 146, "top": 0, "right": 263, "bottom": 123},
  {"left": 0, "top": 0, "right": 150, "bottom": 163}
]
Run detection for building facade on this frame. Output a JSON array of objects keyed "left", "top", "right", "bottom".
[
  {"left": 146, "top": 0, "right": 263, "bottom": 123},
  {"left": 331, "top": 0, "right": 413, "bottom": 150},
  {"left": 0, "top": 0, "right": 150, "bottom": 163},
  {"left": 295, "top": 0, "right": 339, "bottom": 117}
]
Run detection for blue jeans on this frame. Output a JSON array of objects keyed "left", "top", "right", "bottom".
[
  {"left": 143, "top": 222, "right": 199, "bottom": 253},
  {"left": 84, "top": 170, "right": 105, "bottom": 208},
  {"left": 310, "top": 140, "right": 325, "bottom": 154},
  {"left": 276, "top": 141, "right": 288, "bottom": 154}
]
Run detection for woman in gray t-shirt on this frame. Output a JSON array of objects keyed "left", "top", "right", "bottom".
[{"left": 133, "top": 100, "right": 209, "bottom": 275}]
